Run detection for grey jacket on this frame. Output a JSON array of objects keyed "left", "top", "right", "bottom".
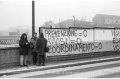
[{"left": 30, "top": 37, "right": 38, "bottom": 52}]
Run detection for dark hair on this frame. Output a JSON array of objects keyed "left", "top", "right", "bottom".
[
  {"left": 20, "top": 33, "right": 27, "bottom": 40},
  {"left": 39, "top": 33, "right": 44, "bottom": 38},
  {"left": 34, "top": 32, "right": 37, "bottom": 35}
]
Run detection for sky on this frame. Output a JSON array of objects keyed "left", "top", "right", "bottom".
[{"left": 0, "top": 0, "right": 120, "bottom": 31}]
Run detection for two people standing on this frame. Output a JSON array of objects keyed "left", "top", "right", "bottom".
[{"left": 19, "top": 32, "right": 47, "bottom": 67}]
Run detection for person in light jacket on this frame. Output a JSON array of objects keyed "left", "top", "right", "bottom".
[{"left": 30, "top": 33, "right": 38, "bottom": 65}]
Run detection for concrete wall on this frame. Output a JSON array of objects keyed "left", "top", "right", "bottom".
[
  {"left": 0, "top": 47, "right": 33, "bottom": 68},
  {"left": 0, "top": 46, "right": 120, "bottom": 68},
  {"left": 0, "top": 47, "right": 20, "bottom": 67}
]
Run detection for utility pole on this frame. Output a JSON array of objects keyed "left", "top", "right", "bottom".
[
  {"left": 32, "top": 0, "right": 35, "bottom": 37},
  {"left": 73, "top": 16, "right": 75, "bottom": 27}
]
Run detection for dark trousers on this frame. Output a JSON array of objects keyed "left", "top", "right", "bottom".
[
  {"left": 32, "top": 52, "right": 37, "bottom": 65},
  {"left": 38, "top": 55, "right": 45, "bottom": 66}
]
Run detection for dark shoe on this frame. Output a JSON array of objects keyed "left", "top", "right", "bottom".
[
  {"left": 42, "top": 63, "right": 45, "bottom": 66},
  {"left": 20, "top": 65, "right": 24, "bottom": 67},
  {"left": 24, "top": 65, "right": 28, "bottom": 66},
  {"left": 36, "top": 64, "right": 41, "bottom": 66},
  {"left": 33, "top": 63, "right": 37, "bottom": 65}
]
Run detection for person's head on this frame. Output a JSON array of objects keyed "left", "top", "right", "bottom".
[
  {"left": 33, "top": 32, "right": 37, "bottom": 38},
  {"left": 20, "top": 33, "right": 27, "bottom": 40},
  {"left": 39, "top": 33, "right": 44, "bottom": 38}
]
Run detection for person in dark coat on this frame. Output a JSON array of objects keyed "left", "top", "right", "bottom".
[
  {"left": 36, "top": 33, "right": 47, "bottom": 66},
  {"left": 19, "top": 33, "right": 29, "bottom": 67},
  {"left": 30, "top": 32, "right": 38, "bottom": 65}
]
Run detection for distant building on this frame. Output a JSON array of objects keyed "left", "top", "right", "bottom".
[
  {"left": 93, "top": 14, "right": 120, "bottom": 28},
  {"left": 55, "top": 19, "right": 92, "bottom": 28},
  {"left": 9, "top": 32, "right": 20, "bottom": 36}
]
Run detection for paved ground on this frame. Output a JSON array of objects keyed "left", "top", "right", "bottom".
[
  {"left": 1, "top": 55, "right": 120, "bottom": 78},
  {"left": 25, "top": 60, "right": 120, "bottom": 78}
]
